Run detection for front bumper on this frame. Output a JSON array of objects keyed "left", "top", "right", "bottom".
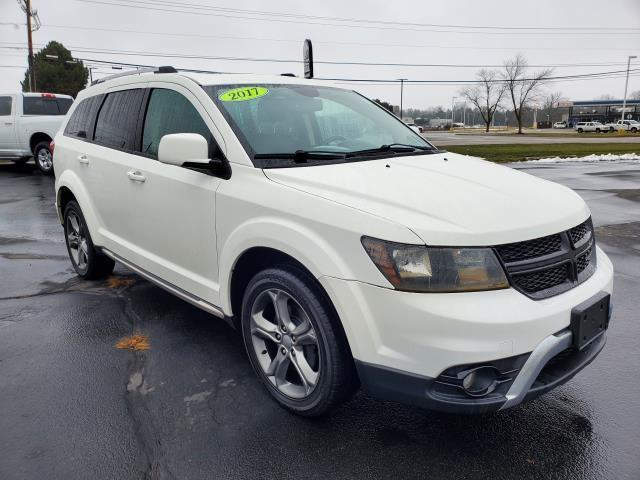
[
  {"left": 355, "top": 330, "right": 607, "bottom": 413},
  {"left": 318, "top": 246, "right": 613, "bottom": 413}
]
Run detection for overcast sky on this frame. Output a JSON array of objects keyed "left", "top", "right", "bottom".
[{"left": 1, "top": 0, "right": 639, "bottom": 109}]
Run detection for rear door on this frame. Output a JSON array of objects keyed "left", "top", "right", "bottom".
[
  {"left": 0, "top": 95, "right": 18, "bottom": 156},
  {"left": 122, "top": 85, "right": 225, "bottom": 304},
  {"left": 82, "top": 86, "right": 147, "bottom": 257}
]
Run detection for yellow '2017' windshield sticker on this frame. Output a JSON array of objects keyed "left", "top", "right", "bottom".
[{"left": 219, "top": 86, "right": 269, "bottom": 102}]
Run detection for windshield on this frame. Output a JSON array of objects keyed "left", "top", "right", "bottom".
[{"left": 203, "top": 83, "right": 434, "bottom": 167}]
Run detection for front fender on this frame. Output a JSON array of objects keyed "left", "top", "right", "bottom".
[{"left": 218, "top": 216, "right": 351, "bottom": 315}]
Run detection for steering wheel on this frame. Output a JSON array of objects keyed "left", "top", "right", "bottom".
[{"left": 323, "top": 135, "right": 347, "bottom": 145}]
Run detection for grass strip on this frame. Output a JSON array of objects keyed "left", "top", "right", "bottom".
[{"left": 443, "top": 143, "right": 640, "bottom": 163}]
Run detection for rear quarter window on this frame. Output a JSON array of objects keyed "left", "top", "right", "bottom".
[
  {"left": 64, "top": 95, "right": 103, "bottom": 139},
  {"left": 94, "top": 89, "right": 145, "bottom": 150}
]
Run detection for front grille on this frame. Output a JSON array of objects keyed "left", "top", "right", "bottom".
[
  {"left": 576, "top": 247, "right": 592, "bottom": 273},
  {"left": 495, "top": 234, "right": 562, "bottom": 262},
  {"left": 569, "top": 220, "right": 592, "bottom": 246},
  {"left": 495, "top": 218, "right": 596, "bottom": 300},
  {"left": 512, "top": 263, "right": 570, "bottom": 293}
]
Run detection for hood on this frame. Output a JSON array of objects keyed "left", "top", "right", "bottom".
[{"left": 263, "top": 152, "right": 590, "bottom": 246}]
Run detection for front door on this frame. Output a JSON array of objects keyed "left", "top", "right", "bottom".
[{"left": 124, "top": 86, "right": 224, "bottom": 305}]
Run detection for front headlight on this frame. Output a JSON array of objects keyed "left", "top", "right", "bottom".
[{"left": 361, "top": 236, "right": 509, "bottom": 293}]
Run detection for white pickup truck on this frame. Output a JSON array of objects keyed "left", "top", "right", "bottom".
[
  {"left": 606, "top": 119, "right": 639, "bottom": 133},
  {"left": 0, "top": 92, "right": 74, "bottom": 173}
]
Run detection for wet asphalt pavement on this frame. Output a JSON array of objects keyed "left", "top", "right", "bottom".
[{"left": 1, "top": 159, "right": 639, "bottom": 480}]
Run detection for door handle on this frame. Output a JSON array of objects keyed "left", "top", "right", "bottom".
[
  {"left": 4, "top": 122, "right": 13, "bottom": 126},
  {"left": 77, "top": 154, "right": 89, "bottom": 165},
  {"left": 127, "top": 170, "right": 146, "bottom": 183}
]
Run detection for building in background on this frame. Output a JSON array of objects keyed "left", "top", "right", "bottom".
[{"left": 562, "top": 99, "right": 640, "bottom": 126}]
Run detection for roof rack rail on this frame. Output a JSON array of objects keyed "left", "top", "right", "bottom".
[{"left": 91, "top": 66, "right": 177, "bottom": 86}]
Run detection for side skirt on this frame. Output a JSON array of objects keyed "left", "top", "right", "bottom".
[{"left": 101, "top": 248, "right": 226, "bottom": 319}]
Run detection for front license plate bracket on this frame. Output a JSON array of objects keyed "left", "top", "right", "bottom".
[{"left": 570, "top": 291, "right": 611, "bottom": 350}]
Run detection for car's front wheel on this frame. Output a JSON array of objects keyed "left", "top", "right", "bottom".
[
  {"left": 241, "top": 266, "right": 357, "bottom": 416},
  {"left": 34, "top": 141, "right": 53, "bottom": 174},
  {"left": 577, "top": 128, "right": 583, "bottom": 133},
  {"left": 63, "top": 200, "right": 114, "bottom": 279}
]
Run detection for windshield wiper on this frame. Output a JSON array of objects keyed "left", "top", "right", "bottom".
[
  {"left": 345, "top": 143, "right": 435, "bottom": 158},
  {"left": 254, "top": 150, "right": 346, "bottom": 163}
]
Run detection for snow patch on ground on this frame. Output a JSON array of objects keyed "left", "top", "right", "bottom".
[{"left": 523, "top": 153, "right": 640, "bottom": 163}]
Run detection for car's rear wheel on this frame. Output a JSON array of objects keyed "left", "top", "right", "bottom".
[
  {"left": 241, "top": 266, "right": 357, "bottom": 416},
  {"left": 63, "top": 201, "right": 114, "bottom": 279},
  {"left": 34, "top": 141, "right": 53, "bottom": 175}
]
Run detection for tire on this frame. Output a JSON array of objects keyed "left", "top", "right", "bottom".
[
  {"left": 577, "top": 128, "right": 583, "bottom": 133},
  {"left": 596, "top": 129, "right": 601, "bottom": 133},
  {"left": 63, "top": 200, "right": 115, "bottom": 279},
  {"left": 632, "top": 127, "right": 638, "bottom": 133},
  {"left": 34, "top": 141, "right": 53, "bottom": 175},
  {"left": 241, "top": 265, "right": 358, "bottom": 416},
  {"left": 610, "top": 127, "right": 615, "bottom": 133}
]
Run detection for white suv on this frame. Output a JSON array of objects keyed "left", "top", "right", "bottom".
[{"left": 54, "top": 68, "right": 613, "bottom": 416}]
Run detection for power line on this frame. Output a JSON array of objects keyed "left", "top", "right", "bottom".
[
  {"left": 82, "top": 0, "right": 640, "bottom": 33},
  {"left": 1, "top": 43, "right": 635, "bottom": 69},
  {"left": 10, "top": 47, "right": 636, "bottom": 85},
  {"left": 76, "top": 0, "right": 640, "bottom": 36},
  {"left": 3, "top": 21, "right": 640, "bottom": 52}
]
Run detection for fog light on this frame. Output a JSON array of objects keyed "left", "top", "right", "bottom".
[{"left": 460, "top": 367, "right": 500, "bottom": 397}]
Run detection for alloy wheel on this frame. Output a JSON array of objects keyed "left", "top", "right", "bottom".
[
  {"left": 249, "top": 289, "right": 321, "bottom": 399},
  {"left": 66, "top": 212, "right": 88, "bottom": 273},
  {"left": 37, "top": 148, "right": 53, "bottom": 171}
]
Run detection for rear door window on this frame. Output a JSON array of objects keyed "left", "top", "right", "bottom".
[
  {"left": 141, "top": 88, "right": 214, "bottom": 158},
  {"left": 0, "top": 96, "right": 11, "bottom": 116},
  {"left": 64, "top": 95, "right": 103, "bottom": 139},
  {"left": 94, "top": 89, "right": 145, "bottom": 150}
]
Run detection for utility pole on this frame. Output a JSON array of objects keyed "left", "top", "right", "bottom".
[
  {"left": 451, "top": 96, "right": 456, "bottom": 126},
  {"left": 17, "top": 0, "right": 40, "bottom": 92},
  {"left": 621, "top": 55, "right": 637, "bottom": 122},
  {"left": 26, "top": 0, "right": 34, "bottom": 91},
  {"left": 398, "top": 79, "right": 407, "bottom": 120}
]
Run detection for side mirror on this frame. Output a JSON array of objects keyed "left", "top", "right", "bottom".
[{"left": 158, "top": 133, "right": 209, "bottom": 166}]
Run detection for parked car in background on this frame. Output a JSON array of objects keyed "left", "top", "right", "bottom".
[
  {"left": 553, "top": 121, "right": 568, "bottom": 129},
  {"left": 606, "top": 119, "right": 639, "bottom": 133},
  {"left": 406, "top": 123, "right": 423, "bottom": 134},
  {"left": 54, "top": 68, "right": 613, "bottom": 416},
  {"left": 574, "top": 121, "right": 608, "bottom": 133},
  {"left": 0, "top": 92, "right": 74, "bottom": 174}
]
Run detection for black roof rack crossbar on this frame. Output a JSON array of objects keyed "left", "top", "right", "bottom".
[{"left": 91, "top": 66, "right": 177, "bottom": 86}]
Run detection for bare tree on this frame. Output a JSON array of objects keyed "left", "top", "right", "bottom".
[
  {"left": 631, "top": 90, "right": 640, "bottom": 100},
  {"left": 543, "top": 91, "right": 563, "bottom": 125},
  {"left": 598, "top": 94, "right": 615, "bottom": 100},
  {"left": 460, "top": 69, "right": 506, "bottom": 132},
  {"left": 502, "top": 54, "right": 553, "bottom": 134}
]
